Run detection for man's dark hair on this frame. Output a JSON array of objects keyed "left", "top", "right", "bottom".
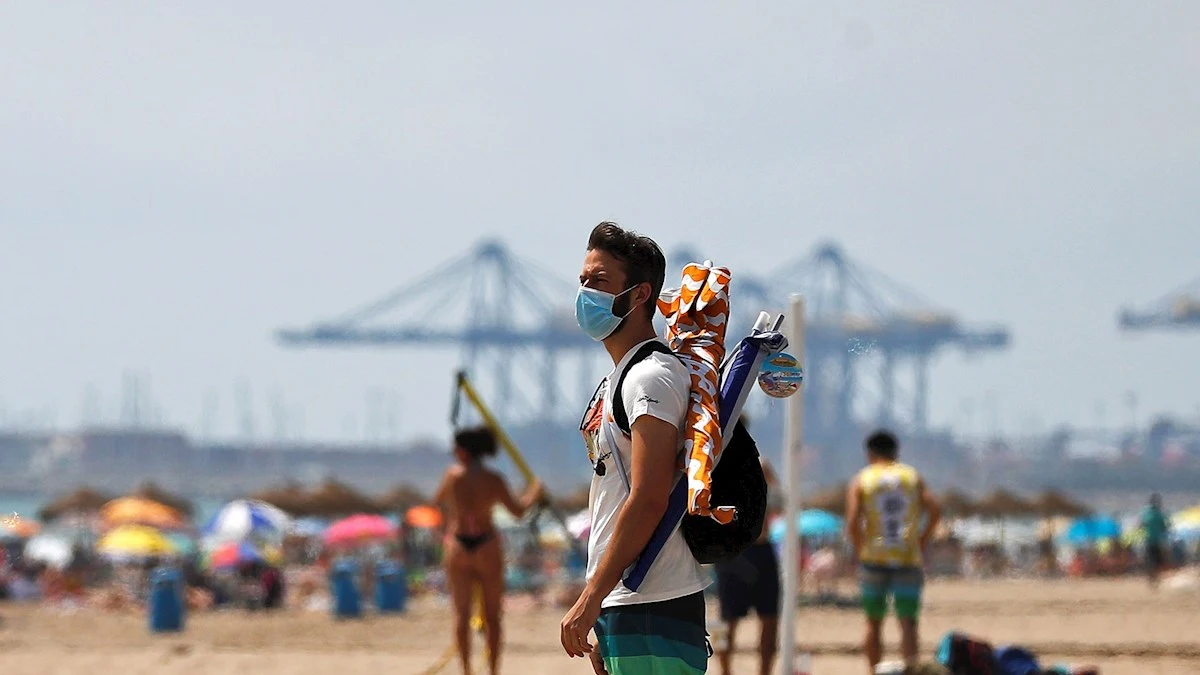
[
  {"left": 455, "top": 425, "right": 498, "bottom": 459},
  {"left": 865, "top": 429, "right": 899, "bottom": 460},
  {"left": 587, "top": 221, "right": 666, "bottom": 320}
]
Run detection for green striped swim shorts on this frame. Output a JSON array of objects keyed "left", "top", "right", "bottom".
[{"left": 594, "top": 592, "right": 709, "bottom": 674}]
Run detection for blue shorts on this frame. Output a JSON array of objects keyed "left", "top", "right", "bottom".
[{"left": 594, "top": 592, "right": 709, "bottom": 674}]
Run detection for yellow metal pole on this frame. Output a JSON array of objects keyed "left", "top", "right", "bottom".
[{"left": 456, "top": 372, "right": 537, "bottom": 483}]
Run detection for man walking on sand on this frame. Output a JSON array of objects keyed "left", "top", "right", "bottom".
[
  {"left": 561, "top": 221, "right": 709, "bottom": 675},
  {"left": 1141, "top": 493, "right": 1171, "bottom": 588},
  {"left": 845, "top": 430, "right": 940, "bottom": 675}
]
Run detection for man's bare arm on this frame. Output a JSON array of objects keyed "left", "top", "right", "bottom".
[
  {"left": 844, "top": 477, "right": 863, "bottom": 558},
  {"left": 582, "top": 415, "right": 678, "bottom": 600},
  {"left": 918, "top": 477, "right": 941, "bottom": 548}
]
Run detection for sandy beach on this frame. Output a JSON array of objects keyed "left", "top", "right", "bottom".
[{"left": 3, "top": 576, "right": 1197, "bottom": 675}]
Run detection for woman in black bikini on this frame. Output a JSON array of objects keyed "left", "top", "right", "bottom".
[{"left": 433, "top": 425, "right": 543, "bottom": 675}]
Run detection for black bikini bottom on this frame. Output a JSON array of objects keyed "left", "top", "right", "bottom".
[{"left": 454, "top": 531, "right": 494, "bottom": 552}]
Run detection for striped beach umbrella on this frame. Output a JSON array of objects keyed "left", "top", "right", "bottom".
[{"left": 203, "top": 499, "right": 291, "bottom": 544}]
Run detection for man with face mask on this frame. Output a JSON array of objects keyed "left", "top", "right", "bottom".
[{"left": 562, "top": 222, "right": 710, "bottom": 675}]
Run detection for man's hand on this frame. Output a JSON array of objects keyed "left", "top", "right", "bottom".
[
  {"left": 588, "top": 649, "right": 608, "bottom": 675},
  {"left": 560, "top": 590, "right": 603, "bottom": 658}
]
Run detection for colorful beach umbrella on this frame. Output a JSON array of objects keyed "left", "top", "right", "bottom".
[
  {"left": 206, "top": 540, "right": 279, "bottom": 569},
  {"left": 1172, "top": 506, "right": 1200, "bottom": 541},
  {"left": 768, "top": 509, "right": 845, "bottom": 544},
  {"left": 24, "top": 535, "right": 74, "bottom": 568},
  {"left": 404, "top": 505, "right": 442, "bottom": 529},
  {"left": 1060, "top": 516, "right": 1121, "bottom": 546},
  {"left": 0, "top": 515, "right": 40, "bottom": 541},
  {"left": 165, "top": 531, "right": 198, "bottom": 557},
  {"left": 323, "top": 513, "right": 397, "bottom": 546},
  {"left": 97, "top": 525, "right": 178, "bottom": 559},
  {"left": 101, "top": 497, "right": 185, "bottom": 530},
  {"left": 203, "top": 499, "right": 291, "bottom": 544}
]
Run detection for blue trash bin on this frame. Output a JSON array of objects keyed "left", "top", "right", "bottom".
[
  {"left": 374, "top": 561, "right": 407, "bottom": 613},
  {"left": 330, "top": 558, "right": 362, "bottom": 619},
  {"left": 148, "top": 566, "right": 185, "bottom": 633}
]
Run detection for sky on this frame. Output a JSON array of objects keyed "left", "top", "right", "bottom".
[{"left": 2, "top": 2, "right": 1199, "bottom": 445}]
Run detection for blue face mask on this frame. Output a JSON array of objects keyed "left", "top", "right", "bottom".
[{"left": 575, "top": 285, "right": 637, "bottom": 341}]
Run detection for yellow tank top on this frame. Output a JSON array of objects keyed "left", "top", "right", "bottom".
[{"left": 856, "top": 462, "right": 923, "bottom": 568}]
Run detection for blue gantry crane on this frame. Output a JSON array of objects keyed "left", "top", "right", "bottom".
[
  {"left": 1118, "top": 276, "right": 1200, "bottom": 332},
  {"left": 277, "top": 239, "right": 599, "bottom": 422}
]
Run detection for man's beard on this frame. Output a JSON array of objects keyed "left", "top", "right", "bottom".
[{"left": 610, "top": 290, "right": 635, "bottom": 336}]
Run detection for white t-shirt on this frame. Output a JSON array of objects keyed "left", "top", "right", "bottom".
[{"left": 581, "top": 338, "right": 710, "bottom": 608}]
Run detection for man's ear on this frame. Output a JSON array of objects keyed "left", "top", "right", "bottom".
[{"left": 635, "top": 282, "right": 654, "bottom": 311}]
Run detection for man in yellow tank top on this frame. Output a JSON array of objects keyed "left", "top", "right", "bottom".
[{"left": 845, "top": 430, "right": 941, "bottom": 674}]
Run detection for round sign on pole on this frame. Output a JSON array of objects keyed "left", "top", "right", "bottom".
[{"left": 758, "top": 352, "right": 804, "bottom": 398}]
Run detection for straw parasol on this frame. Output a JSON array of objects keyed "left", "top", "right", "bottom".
[
  {"left": 939, "top": 489, "right": 977, "bottom": 518},
  {"left": 130, "top": 481, "right": 194, "bottom": 517},
  {"left": 973, "top": 488, "right": 1035, "bottom": 519},
  {"left": 804, "top": 483, "right": 848, "bottom": 515},
  {"left": 37, "top": 486, "right": 114, "bottom": 521},
  {"left": 303, "top": 479, "right": 383, "bottom": 517},
  {"left": 376, "top": 484, "right": 428, "bottom": 513},
  {"left": 1030, "top": 489, "right": 1091, "bottom": 518},
  {"left": 248, "top": 482, "right": 311, "bottom": 515}
]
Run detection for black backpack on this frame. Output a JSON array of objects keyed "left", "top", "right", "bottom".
[{"left": 612, "top": 341, "right": 769, "bottom": 565}]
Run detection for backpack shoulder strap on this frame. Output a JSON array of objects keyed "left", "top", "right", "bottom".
[{"left": 612, "top": 341, "right": 676, "bottom": 436}]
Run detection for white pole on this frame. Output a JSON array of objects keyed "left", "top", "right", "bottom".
[{"left": 778, "top": 294, "right": 806, "bottom": 675}]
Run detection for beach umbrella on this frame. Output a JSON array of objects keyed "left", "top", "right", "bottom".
[
  {"left": 101, "top": 497, "right": 186, "bottom": 530},
  {"left": 404, "top": 505, "right": 443, "bottom": 529},
  {"left": 0, "top": 515, "right": 40, "bottom": 541},
  {"left": 37, "top": 486, "right": 114, "bottom": 521},
  {"left": 203, "top": 499, "right": 291, "bottom": 544},
  {"left": 1172, "top": 506, "right": 1200, "bottom": 541},
  {"left": 24, "top": 535, "right": 74, "bottom": 569},
  {"left": 248, "top": 483, "right": 312, "bottom": 516},
  {"left": 1030, "top": 490, "right": 1091, "bottom": 518},
  {"left": 974, "top": 489, "right": 1035, "bottom": 519},
  {"left": 165, "top": 531, "right": 198, "bottom": 557},
  {"left": 323, "top": 513, "right": 397, "bottom": 546},
  {"left": 768, "top": 509, "right": 845, "bottom": 543},
  {"left": 97, "top": 525, "right": 178, "bottom": 559},
  {"left": 305, "top": 479, "right": 383, "bottom": 517},
  {"left": 1060, "top": 516, "right": 1121, "bottom": 546},
  {"left": 804, "top": 484, "right": 848, "bottom": 515},
  {"left": 377, "top": 484, "right": 428, "bottom": 513},
  {"left": 205, "top": 540, "right": 281, "bottom": 569},
  {"left": 130, "top": 481, "right": 194, "bottom": 517},
  {"left": 939, "top": 489, "right": 977, "bottom": 518}
]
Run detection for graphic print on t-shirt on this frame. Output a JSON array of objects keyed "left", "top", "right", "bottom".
[
  {"left": 875, "top": 485, "right": 911, "bottom": 548},
  {"left": 580, "top": 381, "right": 608, "bottom": 471}
]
